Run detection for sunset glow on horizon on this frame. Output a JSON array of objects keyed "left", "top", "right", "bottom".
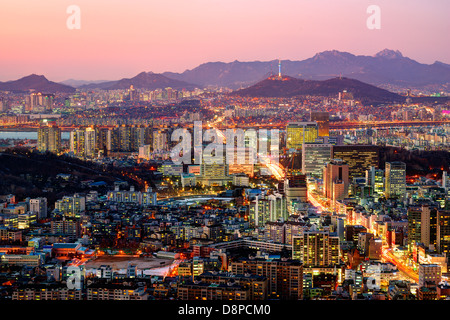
[{"left": 0, "top": 0, "right": 449, "bottom": 81}]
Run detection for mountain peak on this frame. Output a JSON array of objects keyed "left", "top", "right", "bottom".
[
  {"left": 135, "top": 71, "right": 156, "bottom": 77},
  {"left": 80, "top": 71, "right": 198, "bottom": 90},
  {"left": 375, "top": 49, "right": 403, "bottom": 59},
  {"left": 311, "top": 50, "right": 354, "bottom": 62},
  {"left": 233, "top": 75, "right": 402, "bottom": 104},
  {"left": 0, "top": 74, "right": 75, "bottom": 93},
  {"left": 23, "top": 74, "right": 48, "bottom": 81},
  {"left": 432, "top": 61, "right": 450, "bottom": 68}
]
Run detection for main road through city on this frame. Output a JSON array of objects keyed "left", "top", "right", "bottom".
[{"left": 307, "top": 188, "right": 419, "bottom": 283}]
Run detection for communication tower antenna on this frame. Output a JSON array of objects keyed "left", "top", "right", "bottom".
[{"left": 278, "top": 59, "right": 282, "bottom": 78}]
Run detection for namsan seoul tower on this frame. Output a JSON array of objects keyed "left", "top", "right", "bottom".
[{"left": 278, "top": 59, "right": 282, "bottom": 79}]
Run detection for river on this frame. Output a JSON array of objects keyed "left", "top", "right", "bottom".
[{"left": 0, "top": 131, "right": 70, "bottom": 140}]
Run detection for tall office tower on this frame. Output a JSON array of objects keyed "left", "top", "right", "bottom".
[
  {"left": 365, "top": 166, "right": 385, "bottom": 196},
  {"left": 284, "top": 174, "right": 307, "bottom": 204},
  {"left": 285, "top": 152, "right": 302, "bottom": 176},
  {"left": 323, "top": 159, "right": 349, "bottom": 202},
  {"left": 331, "top": 145, "right": 379, "bottom": 180},
  {"left": 302, "top": 143, "right": 332, "bottom": 178},
  {"left": 437, "top": 210, "right": 450, "bottom": 256},
  {"left": 421, "top": 205, "right": 438, "bottom": 250},
  {"left": 310, "top": 111, "right": 330, "bottom": 137},
  {"left": 292, "top": 229, "right": 340, "bottom": 267},
  {"left": 443, "top": 171, "right": 449, "bottom": 191},
  {"left": 37, "top": 126, "right": 61, "bottom": 153},
  {"left": 331, "top": 216, "right": 345, "bottom": 242},
  {"left": 418, "top": 264, "right": 441, "bottom": 288},
  {"left": 385, "top": 161, "right": 406, "bottom": 199},
  {"left": 70, "top": 127, "right": 96, "bottom": 158},
  {"left": 286, "top": 122, "right": 318, "bottom": 152},
  {"left": 407, "top": 204, "right": 439, "bottom": 250},
  {"left": 407, "top": 206, "right": 423, "bottom": 249},
  {"left": 29, "top": 197, "right": 48, "bottom": 219}
]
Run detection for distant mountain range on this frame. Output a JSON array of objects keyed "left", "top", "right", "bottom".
[
  {"left": 162, "top": 49, "right": 450, "bottom": 90},
  {"left": 1, "top": 49, "right": 449, "bottom": 95},
  {"left": 0, "top": 74, "right": 76, "bottom": 93},
  {"left": 60, "top": 79, "right": 109, "bottom": 87},
  {"left": 78, "top": 72, "right": 198, "bottom": 90}
]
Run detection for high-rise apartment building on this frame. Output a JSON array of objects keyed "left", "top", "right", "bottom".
[
  {"left": 249, "top": 193, "right": 287, "bottom": 227},
  {"left": 230, "top": 258, "right": 303, "bottom": 300},
  {"left": 418, "top": 264, "right": 441, "bottom": 287},
  {"left": 70, "top": 127, "right": 96, "bottom": 158},
  {"left": 54, "top": 194, "right": 86, "bottom": 218},
  {"left": 29, "top": 197, "right": 48, "bottom": 219},
  {"left": 292, "top": 229, "right": 340, "bottom": 267},
  {"left": 118, "top": 125, "right": 132, "bottom": 152},
  {"left": 51, "top": 217, "right": 81, "bottom": 240},
  {"left": 38, "top": 126, "right": 61, "bottom": 153},
  {"left": 95, "top": 127, "right": 112, "bottom": 155},
  {"left": 29, "top": 92, "right": 54, "bottom": 111},
  {"left": 153, "top": 129, "right": 168, "bottom": 152}
]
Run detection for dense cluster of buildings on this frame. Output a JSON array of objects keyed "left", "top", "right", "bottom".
[{"left": 0, "top": 87, "right": 449, "bottom": 302}]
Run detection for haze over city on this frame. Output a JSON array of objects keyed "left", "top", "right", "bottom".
[{"left": 0, "top": 0, "right": 449, "bottom": 81}]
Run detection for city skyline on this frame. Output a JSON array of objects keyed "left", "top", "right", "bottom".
[
  {"left": 0, "top": 0, "right": 449, "bottom": 81},
  {"left": 2, "top": 0, "right": 450, "bottom": 308}
]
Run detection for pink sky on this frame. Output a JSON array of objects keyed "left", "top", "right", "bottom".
[{"left": 0, "top": 0, "right": 449, "bottom": 81}]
